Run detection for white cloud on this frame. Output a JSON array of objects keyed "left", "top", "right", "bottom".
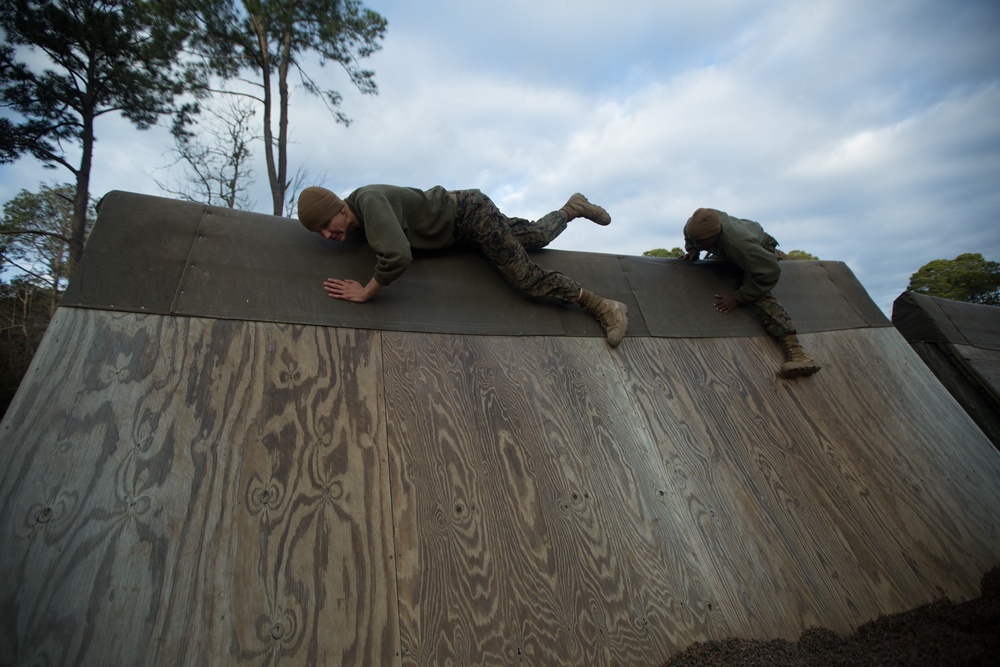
[{"left": 2, "top": 0, "right": 999, "bottom": 316}]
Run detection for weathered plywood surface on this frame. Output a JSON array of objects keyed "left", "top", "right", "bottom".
[
  {"left": 618, "top": 328, "right": 1000, "bottom": 642},
  {"left": 951, "top": 343, "right": 1000, "bottom": 402},
  {"left": 384, "top": 328, "right": 1000, "bottom": 666},
  {"left": 3, "top": 311, "right": 999, "bottom": 667},
  {"left": 383, "top": 333, "right": 725, "bottom": 666},
  {"left": 0, "top": 309, "right": 398, "bottom": 666}
]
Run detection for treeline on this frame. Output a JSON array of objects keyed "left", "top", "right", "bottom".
[{"left": 0, "top": 280, "right": 54, "bottom": 415}]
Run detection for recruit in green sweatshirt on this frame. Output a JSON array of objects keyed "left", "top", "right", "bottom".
[
  {"left": 344, "top": 184, "right": 458, "bottom": 286},
  {"left": 685, "top": 209, "right": 783, "bottom": 303}
]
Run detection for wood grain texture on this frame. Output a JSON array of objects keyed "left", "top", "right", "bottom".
[
  {"left": 383, "top": 333, "right": 724, "bottom": 666},
  {"left": 907, "top": 342, "right": 1000, "bottom": 448},
  {"left": 2, "top": 310, "right": 999, "bottom": 667},
  {"left": 0, "top": 308, "right": 398, "bottom": 666},
  {"left": 950, "top": 343, "right": 1000, "bottom": 401},
  {"left": 384, "top": 328, "right": 1000, "bottom": 666},
  {"left": 616, "top": 328, "right": 1000, "bottom": 641}
]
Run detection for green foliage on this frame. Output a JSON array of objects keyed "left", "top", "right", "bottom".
[
  {"left": 784, "top": 249, "right": 818, "bottom": 260},
  {"left": 0, "top": 0, "right": 199, "bottom": 269},
  {"left": 643, "top": 247, "right": 685, "bottom": 258},
  {"left": 1, "top": 183, "right": 92, "bottom": 294},
  {"left": 183, "top": 0, "right": 387, "bottom": 104},
  {"left": 907, "top": 253, "right": 1000, "bottom": 306},
  {"left": 0, "top": 183, "right": 96, "bottom": 418},
  {"left": 0, "top": 0, "right": 195, "bottom": 160},
  {"left": 176, "top": 0, "right": 388, "bottom": 214}
]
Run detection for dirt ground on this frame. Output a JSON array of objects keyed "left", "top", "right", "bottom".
[{"left": 662, "top": 568, "right": 1000, "bottom": 667}]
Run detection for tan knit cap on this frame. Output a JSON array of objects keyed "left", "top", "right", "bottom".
[
  {"left": 684, "top": 208, "right": 722, "bottom": 240},
  {"left": 297, "top": 186, "right": 344, "bottom": 232}
]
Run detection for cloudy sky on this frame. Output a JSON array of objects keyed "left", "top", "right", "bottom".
[{"left": 3, "top": 0, "right": 999, "bottom": 315}]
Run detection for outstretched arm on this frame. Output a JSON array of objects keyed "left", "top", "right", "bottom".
[{"left": 323, "top": 277, "right": 384, "bottom": 303}]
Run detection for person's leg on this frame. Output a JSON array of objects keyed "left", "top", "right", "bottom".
[
  {"left": 499, "top": 191, "right": 611, "bottom": 249},
  {"left": 506, "top": 212, "right": 568, "bottom": 249},
  {"left": 751, "top": 295, "right": 820, "bottom": 378},
  {"left": 504, "top": 192, "right": 612, "bottom": 248},
  {"left": 454, "top": 190, "right": 580, "bottom": 302},
  {"left": 453, "top": 190, "right": 628, "bottom": 346},
  {"left": 750, "top": 295, "right": 796, "bottom": 339}
]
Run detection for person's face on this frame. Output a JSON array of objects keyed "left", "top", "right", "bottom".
[
  {"left": 319, "top": 206, "right": 351, "bottom": 241},
  {"left": 693, "top": 233, "right": 720, "bottom": 252}
]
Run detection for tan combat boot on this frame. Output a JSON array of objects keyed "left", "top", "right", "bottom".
[
  {"left": 578, "top": 289, "right": 628, "bottom": 347},
  {"left": 778, "top": 334, "right": 821, "bottom": 378},
  {"left": 560, "top": 193, "right": 611, "bottom": 225}
]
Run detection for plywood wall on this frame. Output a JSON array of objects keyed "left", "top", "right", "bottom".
[
  {"left": 0, "top": 309, "right": 397, "bottom": 665},
  {"left": 1, "top": 308, "right": 998, "bottom": 666}
]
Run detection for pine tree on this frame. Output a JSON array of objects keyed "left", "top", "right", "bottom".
[{"left": 0, "top": 0, "right": 198, "bottom": 272}]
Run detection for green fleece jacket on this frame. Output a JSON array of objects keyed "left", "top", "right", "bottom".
[
  {"left": 344, "top": 185, "right": 457, "bottom": 285},
  {"left": 685, "top": 210, "right": 782, "bottom": 303}
]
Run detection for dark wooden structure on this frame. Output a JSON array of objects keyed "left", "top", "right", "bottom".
[
  {"left": 893, "top": 290, "right": 1000, "bottom": 449},
  {"left": 1, "top": 192, "right": 997, "bottom": 665}
]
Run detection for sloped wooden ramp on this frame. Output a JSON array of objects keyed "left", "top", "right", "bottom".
[
  {"left": 893, "top": 290, "right": 1000, "bottom": 449},
  {"left": 1, "top": 192, "right": 998, "bottom": 666}
]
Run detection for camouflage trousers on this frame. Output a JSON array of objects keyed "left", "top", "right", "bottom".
[
  {"left": 750, "top": 296, "right": 797, "bottom": 339},
  {"left": 451, "top": 189, "right": 581, "bottom": 304},
  {"left": 750, "top": 233, "right": 797, "bottom": 338}
]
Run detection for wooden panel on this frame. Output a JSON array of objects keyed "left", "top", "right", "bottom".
[
  {"left": 0, "top": 309, "right": 398, "bottom": 666},
  {"left": 4, "top": 307, "right": 999, "bottom": 667},
  {"left": 383, "top": 333, "right": 726, "bottom": 666},
  {"left": 384, "top": 328, "right": 1000, "bottom": 666},
  {"left": 951, "top": 342, "right": 1000, "bottom": 401},
  {"left": 909, "top": 342, "right": 1000, "bottom": 448},
  {"left": 617, "top": 327, "right": 1000, "bottom": 642}
]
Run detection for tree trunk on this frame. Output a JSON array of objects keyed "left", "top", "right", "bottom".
[
  {"left": 250, "top": 13, "right": 281, "bottom": 216},
  {"left": 70, "top": 111, "right": 95, "bottom": 277},
  {"left": 276, "top": 29, "right": 292, "bottom": 217}
]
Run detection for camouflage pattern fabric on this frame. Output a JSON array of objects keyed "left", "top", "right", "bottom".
[
  {"left": 751, "top": 295, "right": 798, "bottom": 338},
  {"left": 750, "top": 233, "right": 797, "bottom": 338},
  {"left": 452, "top": 189, "right": 581, "bottom": 304}
]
